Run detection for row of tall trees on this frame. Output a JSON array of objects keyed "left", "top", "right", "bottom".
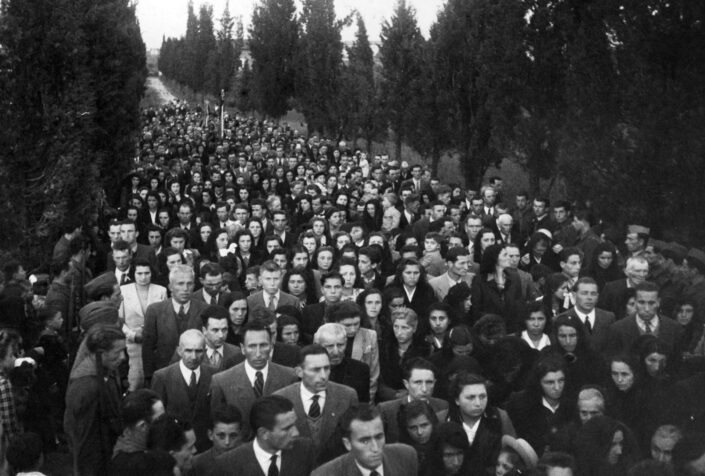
[
  {"left": 0, "top": 0, "right": 147, "bottom": 262},
  {"left": 160, "top": 0, "right": 705, "bottom": 242},
  {"left": 159, "top": 1, "right": 244, "bottom": 98}
]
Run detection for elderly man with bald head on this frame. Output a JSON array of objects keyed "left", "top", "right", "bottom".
[{"left": 151, "top": 329, "right": 216, "bottom": 452}]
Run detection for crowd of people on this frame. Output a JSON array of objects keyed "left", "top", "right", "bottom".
[{"left": 1, "top": 99, "right": 705, "bottom": 475}]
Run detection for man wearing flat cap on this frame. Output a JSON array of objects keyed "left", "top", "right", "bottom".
[
  {"left": 84, "top": 272, "right": 122, "bottom": 307},
  {"left": 682, "top": 248, "right": 705, "bottom": 318},
  {"left": 648, "top": 241, "right": 688, "bottom": 317},
  {"left": 625, "top": 224, "right": 650, "bottom": 261}
]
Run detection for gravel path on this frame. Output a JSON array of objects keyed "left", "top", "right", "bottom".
[{"left": 146, "top": 76, "right": 176, "bottom": 105}]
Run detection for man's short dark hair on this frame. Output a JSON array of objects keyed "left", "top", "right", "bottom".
[
  {"left": 573, "top": 209, "right": 594, "bottom": 227},
  {"left": 200, "top": 262, "right": 224, "bottom": 279},
  {"left": 259, "top": 260, "right": 281, "bottom": 275},
  {"left": 122, "top": 389, "right": 162, "bottom": 427},
  {"left": 298, "top": 343, "right": 329, "bottom": 366},
  {"left": 209, "top": 405, "right": 243, "bottom": 429},
  {"left": 573, "top": 276, "right": 598, "bottom": 292},
  {"left": 634, "top": 281, "right": 660, "bottom": 295},
  {"left": 112, "top": 240, "right": 131, "bottom": 253},
  {"left": 445, "top": 247, "right": 470, "bottom": 263},
  {"left": 326, "top": 301, "right": 362, "bottom": 323},
  {"left": 339, "top": 404, "right": 381, "bottom": 438},
  {"left": 147, "top": 414, "right": 192, "bottom": 453},
  {"left": 534, "top": 197, "right": 550, "bottom": 207},
  {"left": 358, "top": 246, "right": 382, "bottom": 265},
  {"left": 250, "top": 395, "right": 294, "bottom": 433},
  {"left": 559, "top": 247, "right": 583, "bottom": 263},
  {"left": 242, "top": 319, "right": 272, "bottom": 339},
  {"left": 402, "top": 357, "right": 437, "bottom": 381},
  {"left": 200, "top": 305, "right": 229, "bottom": 327},
  {"left": 321, "top": 271, "right": 343, "bottom": 287}
]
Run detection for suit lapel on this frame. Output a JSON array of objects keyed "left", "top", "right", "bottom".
[{"left": 351, "top": 333, "right": 363, "bottom": 360}]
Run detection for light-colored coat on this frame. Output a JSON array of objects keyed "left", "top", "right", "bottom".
[{"left": 119, "top": 282, "right": 167, "bottom": 390}]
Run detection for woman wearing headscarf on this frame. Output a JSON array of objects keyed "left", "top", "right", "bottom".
[{"left": 64, "top": 323, "right": 126, "bottom": 476}]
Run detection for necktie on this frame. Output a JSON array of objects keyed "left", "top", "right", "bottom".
[
  {"left": 210, "top": 350, "right": 221, "bottom": 367},
  {"left": 268, "top": 295, "right": 277, "bottom": 311},
  {"left": 370, "top": 471, "right": 379, "bottom": 476},
  {"left": 209, "top": 293, "right": 216, "bottom": 306},
  {"left": 309, "top": 394, "right": 321, "bottom": 418},
  {"left": 178, "top": 305, "right": 186, "bottom": 320},
  {"left": 584, "top": 317, "right": 592, "bottom": 334},
  {"left": 268, "top": 454, "right": 279, "bottom": 476},
  {"left": 120, "top": 273, "right": 128, "bottom": 285},
  {"left": 644, "top": 320, "right": 652, "bottom": 335},
  {"left": 254, "top": 371, "right": 264, "bottom": 397},
  {"left": 188, "top": 370, "right": 197, "bottom": 397}
]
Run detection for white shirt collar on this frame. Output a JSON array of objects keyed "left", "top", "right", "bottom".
[
  {"left": 207, "top": 345, "right": 223, "bottom": 358},
  {"left": 245, "top": 360, "right": 269, "bottom": 386},
  {"left": 576, "top": 308, "right": 596, "bottom": 326},
  {"left": 265, "top": 290, "right": 281, "bottom": 307},
  {"left": 403, "top": 285, "right": 416, "bottom": 303},
  {"left": 636, "top": 315, "right": 659, "bottom": 334},
  {"left": 253, "top": 437, "right": 281, "bottom": 475},
  {"left": 520, "top": 331, "right": 551, "bottom": 350},
  {"left": 172, "top": 299, "right": 190, "bottom": 314},
  {"left": 179, "top": 361, "right": 200, "bottom": 384},
  {"left": 462, "top": 419, "right": 482, "bottom": 445},
  {"left": 354, "top": 461, "right": 384, "bottom": 476},
  {"left": 542, "top": 397, "right": 560, "bottom": 414},
  {"left": 300, "top": 384, "right": 326, "bottom": 414}
]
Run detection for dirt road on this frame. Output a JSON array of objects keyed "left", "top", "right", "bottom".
[{"left": 146, "top": 76, "right": 176, "bottom": 105}]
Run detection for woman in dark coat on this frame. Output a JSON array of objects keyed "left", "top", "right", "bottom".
[
  {"left": 377, "top": 307, "right": 431, "bottom": 401},
  {"left": 389, "top": 258, "right": 437, "bottom": 320},
  {"left": 64, "top": 324, "right": 126, "bottom": 476},
  {"left": 574, "top": 415, "right": 641, "bottom": 476},
  {"left": 446, "top": 371, "right": 516, "bottom": 476},
  {"left": 470, "top": 244, "right": 526, "bottom": 332},
  {"left": 546, "top": 314, "right": 608, "bottom": 402},
  {"left": 584, "top": 241, "right": 623, "bottom": 292},
  {"left": 505, "top": 353, "right": 575, "bottom": 456}
]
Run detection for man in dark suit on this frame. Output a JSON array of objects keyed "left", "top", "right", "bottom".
[
  {"left": 301, "top": 272, "right": 344, "bottom": 339},
  {"left": 531, "top": 197, "right": 554, "bottom": 235},
  {"left": 250, "top": 308, "right": 301, "bottom": 368},
  {"left": 274, "top": 344, "right": 358, "bottom": 463},
  {"left": 110, "top": 240, "right": 135, "bottom": 285},
  {"left": 271, "top": 210, "right": 296, "bottom": 249},
  {"left": 401, "top": 164, "right": 432, "bottom": 196},
  {"left": 191, "top": 263, "right": 229, "bottom": 306},
  {"left": 210, "top": 395, "right": 316, "bottom": 476},
  {"left": 598, "top": 256, "right": 649, "bottom": 319},
  {"left": 107, "top": 221, "right": 154, "bottom": 272},
  {"left": 311, "top": 404, "right": 417, "bottom": 476},
  {"left": 314, "top": 324, "right": 370, "bottom": 403},
  {"left": 142, "top": 264, "right": 207, "bottom": 382},
  {"left": 151, "top": 329, "right": 215, "bottom": 452},
  {"left": 247, "top": 261, "right": 300, "bottom": 315},
  {"left": 378, "top": 358, "right": 448, "bottom": 443},
  {"left": 399, "top": 193, "right": 420, "bottom": 230},
  {"left": 558, "top": 277, "right": 615, "bottom": 354},
  {"left": 200, "top": 305, "right": 243, "bottom": 371},
  {"left": 210, "top": 321, "right": 297, "bottom": 438},
  {"left": 606, "top": 281, "right": 684, "bottom": 357}
]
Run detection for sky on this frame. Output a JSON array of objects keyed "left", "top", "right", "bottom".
[{"left": 135, "top": 0, "right": 447, "bottom": 50}]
